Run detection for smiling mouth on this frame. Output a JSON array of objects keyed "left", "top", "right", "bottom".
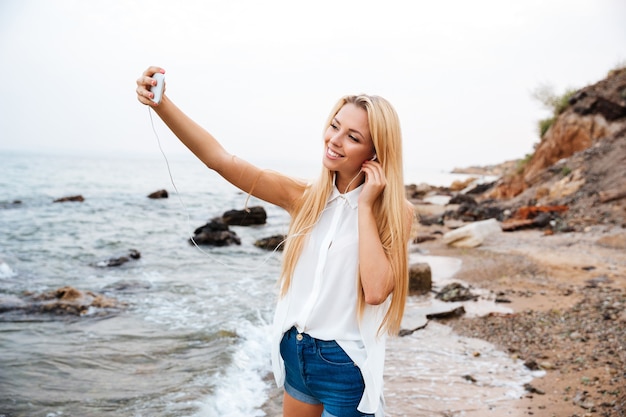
[{"left": 326, "top": 148, "right": 343, "bottom": 158}]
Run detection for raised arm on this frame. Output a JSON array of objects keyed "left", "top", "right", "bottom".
[{"left": 136, "top": 67, "right": 305, "bottom": 212}]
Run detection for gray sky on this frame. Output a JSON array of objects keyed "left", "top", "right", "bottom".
[{"left": 1, "top": 0, "right": 624, "bottom": 177}]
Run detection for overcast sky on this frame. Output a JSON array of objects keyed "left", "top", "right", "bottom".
[{"left": 0, "top": 0, "right": 624, "bottom": 178}]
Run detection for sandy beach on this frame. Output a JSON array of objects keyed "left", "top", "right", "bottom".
[{"left": 384, "top": 223, "right": 625, "bottom": 417}]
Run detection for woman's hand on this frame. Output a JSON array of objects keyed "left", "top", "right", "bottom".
[
  {"left": 135, "top": 66, "right": 165, "bottom": 106},
  {"left": 359, "top": 159, "right": 386, "bottom": 207}
]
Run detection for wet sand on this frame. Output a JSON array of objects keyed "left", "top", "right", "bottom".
[{"left": 405, "top": 224, "right": 626, "bottom": 417}]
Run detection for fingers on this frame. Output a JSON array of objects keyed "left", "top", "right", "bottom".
[
  {"left": 360, "top": 162, "right": 386, "bottom": 203},
  {"left": 144, "top": 66, "right": 165, "bottom": 78},
  {"left": 362, "top": 161, "right": 385, "bottom": 184},
  {"left": 136, "top": 66, "right": 165, "bottom": 106}
]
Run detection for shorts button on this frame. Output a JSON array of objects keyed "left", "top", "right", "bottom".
[{"left": 296, "top": 333, "right": 303, "bottom": 341}]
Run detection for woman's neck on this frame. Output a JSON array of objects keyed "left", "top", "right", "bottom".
[{"left": 335, "top": 171, "right": 365, "bottom": 194}]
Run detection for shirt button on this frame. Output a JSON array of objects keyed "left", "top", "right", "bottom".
[{"left": 296, "top": 333, "right": 303, "bottom": 341}]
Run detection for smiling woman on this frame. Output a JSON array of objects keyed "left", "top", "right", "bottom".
[
  {"left": 136, "top": 65, "right": 414, "bottom": 416},
  {"left": 323, "top": 102, "right": 376, "bottom": 192}
]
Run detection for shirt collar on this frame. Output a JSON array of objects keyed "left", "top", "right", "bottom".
[{"left": 329, "top": 182, "right": 363, "bottom": 209}]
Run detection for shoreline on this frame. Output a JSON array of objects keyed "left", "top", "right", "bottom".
[{"left": 407, "top": 224, "right": 626, "bottom": 417}]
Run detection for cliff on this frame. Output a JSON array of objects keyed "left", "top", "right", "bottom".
[{"left": 484, "top": 67, "right": 626, "bottom": 227}]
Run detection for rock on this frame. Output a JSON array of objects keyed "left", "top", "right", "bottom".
[
  {"left": 465, "top": 181, "right": 496, "bottom": 195},
  {"left": 408, "top": 263, "right": 432, "bottom": 294},
  {"left": 442, "top": 218, "right": 501, "bottom": 248},
  {"left": 539, "top": 361, "right": 557, "bottom": 370},
  {"left": 2, "top": 286, "right": 125, "bottom": 316},
  {"left": 449, "top": 194, "right": 477, "bottom": 206},
  {"left": 513, "top": 205, "right": 569, "bottom": 220},
  {"left": 190, "top": 218, "right": 241, "bottom": 246},
  {"left": 482, "top": 68, "right": 626, "bottom": 232},
  {"left": 449, "top": 177, "right": 477, "bottom": 191},
  {"left": 147, "top": 189, "right": 168, "bottom": 199},
  {"left": 524, "top": 359, "right": 540, "bottom": 370},
  {"left": 418, "top": 214, "right": 444, "bottom": 226},
  {"left": 548, "top": 168, "right": 585, "bottom": 199},
  {"left": 405, "top": 183, "right": 434, "bottom": 200},
  {"left": 36, "top": 287, "right": 121, "bottom": 315},
  {"left": 0, "top": 295, "right": 28, "bottom": 313},
  {"left": 502, "top": 205, "right": 569, "bottom": 231},
  {"left": 222, "top": 206, "right": 267, "bottom": 226},
  {"left": 524, "top": 383, "right": 545, "bottom": 395},
  {"left": 92, "top": 249, "right": 141, "bottom": 267},
  {"left": 472, "top": 205, "right": 504, "bottom": 222},
  {"left": 53, "top": 195, "right": 84, "bottom": 203},
  {"left": 435, "top": 282, "right": 478, "bottom": 302},
  {"left": 462, "top": 374, "right": 477, "bottom": 383},
  {"left": 255, "top": 235, "right": 286, "bottom": 251},
  {"left": 412, "top": 233, "right": 437, "bottom": 244},
  {"left": 447, "top": 203, "right": 504, "bottom": 222},
  {"left": 426, "top": 306, "right": 466, "bottom": 320},
  {"left": 398, "top": 321, "right": 429, "bottom": 337},
  {"left": 500, "top": 219, "right": 535, "bottom": 232}
]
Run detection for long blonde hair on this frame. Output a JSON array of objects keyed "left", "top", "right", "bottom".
[{"left": 279, "top": 94, "right": 410, "bottom": 336}]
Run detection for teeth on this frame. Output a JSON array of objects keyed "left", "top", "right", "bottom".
[{"left": 327, "top": 148, "right": 341, "bottom": 157}]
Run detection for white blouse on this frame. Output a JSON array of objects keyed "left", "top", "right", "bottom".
[{"left": 271, "top": 183, "right": 390, "bottom": 416}]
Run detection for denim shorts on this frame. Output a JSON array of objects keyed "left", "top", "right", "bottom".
[{"left": 280, "top": 327, "right": 373, "bottom": 417}]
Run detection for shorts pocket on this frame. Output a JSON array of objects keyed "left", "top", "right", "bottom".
[{"left": 317, "top": 342, "right": 354, "bottom": 366}]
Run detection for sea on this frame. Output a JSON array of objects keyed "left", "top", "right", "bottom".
[{"left": 0, "top": 150, "right": 541, "bottom": 417}]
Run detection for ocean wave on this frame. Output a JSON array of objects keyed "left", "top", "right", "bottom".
[
  {"left": 193, "top": 318, "right": 274, "bottom": 417},
  {"left": 0, "top": 261, "right": 17, "bottom": 278}
]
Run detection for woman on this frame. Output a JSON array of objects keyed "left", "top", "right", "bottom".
[{"left": 136, "top": 66, "right": 413, "bottom": 417}]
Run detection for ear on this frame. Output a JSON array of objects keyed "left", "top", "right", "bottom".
[{"left": 370, "top": 154, "right": 377, "bottom": 161}]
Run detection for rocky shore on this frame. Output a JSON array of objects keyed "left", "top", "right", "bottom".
[
  {"left": 396, "top": 225, "right": 626, "bottom": 417},
  {"left": 391, "top": 66, "right": 625, "bottom": 416}
]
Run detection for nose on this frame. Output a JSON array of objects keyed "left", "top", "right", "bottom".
[{"left": 329, "top": 131, "right": 343, "bottom": 148}]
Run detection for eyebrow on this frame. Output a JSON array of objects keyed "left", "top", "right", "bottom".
[{"left": 333, "top": 117, "right": 365, "bottom": 139}]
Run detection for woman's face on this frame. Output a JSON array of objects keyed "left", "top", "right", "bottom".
[{"left": 322, "top": 103, "right": 375, "bottom": 179}]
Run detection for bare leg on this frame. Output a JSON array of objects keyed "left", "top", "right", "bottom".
[{"left": 282, "top": 391, "right": 323, "bottom": 417}]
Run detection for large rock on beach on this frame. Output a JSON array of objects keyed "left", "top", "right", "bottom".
[
  {"left": 442, "top": 218, "right": 502, "bottom": 248},
  {"left": 191, "top": 218, "right": 241, "bottom": 246},
  {"left": 222, "top": 206, "right": 267, "bottom": 226},
  {"left": 0, "top": 286, "right": 123, "bottom": 316},
  {"left": 409, "top": 263, "right": 432, "bottom": 294},
  {"left": 435, "top": 282, "right": 478, "bottom": 302},
  {"left": 255, "top": 234, "right": 286, "bottom": 251}
]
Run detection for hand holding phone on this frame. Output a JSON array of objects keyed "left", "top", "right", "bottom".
[{"left": 150, "top": 73, "right": 165, "bottom": 105}]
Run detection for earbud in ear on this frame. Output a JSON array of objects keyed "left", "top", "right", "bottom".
[{"left": 370, "top": 154, "right": 377, "bottom": 161}]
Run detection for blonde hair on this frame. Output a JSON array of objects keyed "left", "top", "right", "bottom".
[{"left": 279, "top": 94, "right": 410, "bottom": 336}]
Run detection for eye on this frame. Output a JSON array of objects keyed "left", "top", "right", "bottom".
[
  {"left": 348, "top": 134, "right": 359, "bottom": 142},
  {"left": 330, "top": 123, "right": 339, "bottom": 130}
]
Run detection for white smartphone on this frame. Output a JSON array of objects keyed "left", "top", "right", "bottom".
[{"left": 150, "top": 73, "right": 165, "bottom": 105}]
